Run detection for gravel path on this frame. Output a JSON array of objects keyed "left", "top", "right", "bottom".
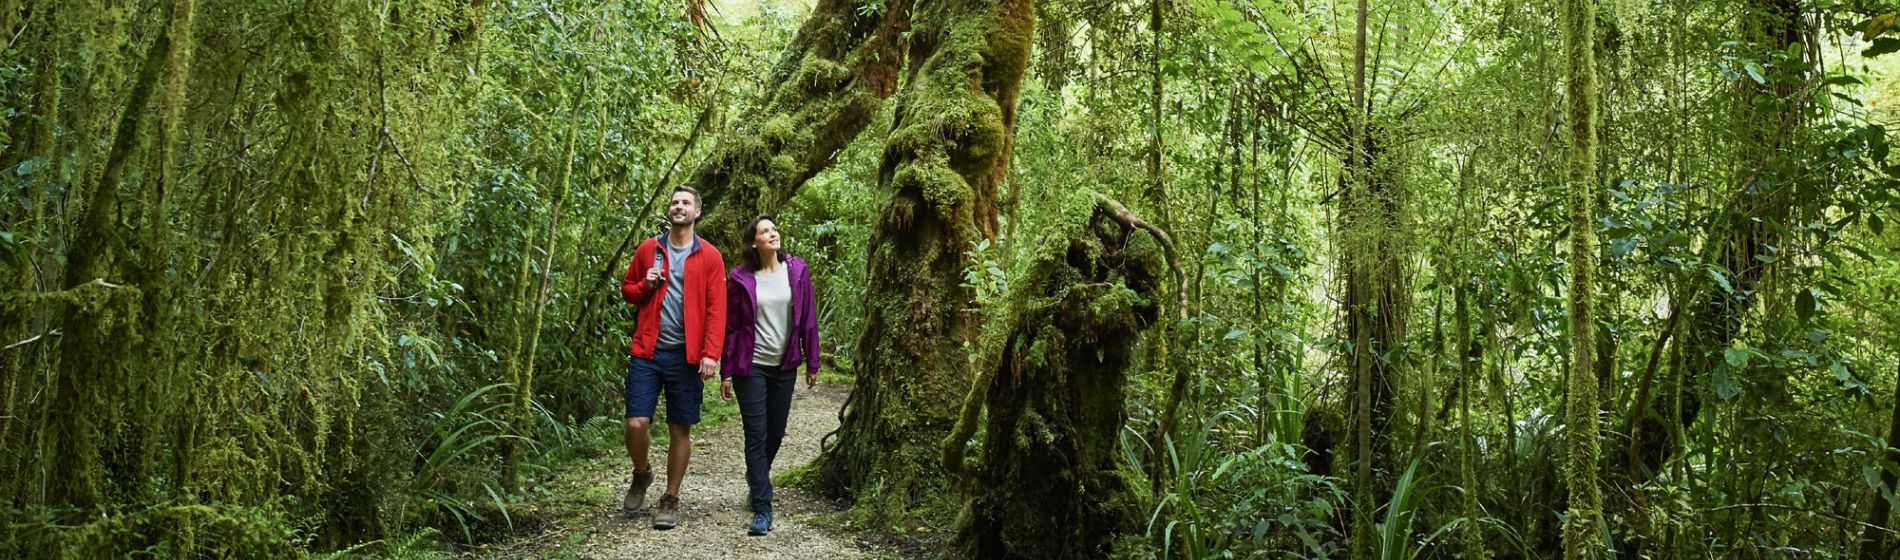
[{"left": 497, "top": 383, "right": 881, "bottom": 560}]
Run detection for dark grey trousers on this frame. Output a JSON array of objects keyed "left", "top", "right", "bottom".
[{"left": 734, "top": 364, "right": 797, "bottom": 512}]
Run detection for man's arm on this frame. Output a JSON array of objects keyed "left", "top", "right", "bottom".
[
  {"left": 702, "top": 252, "right": 728, "bottom": 361},
  {"left": 621, "top": 242, "right": 656, "bottom": 305},
  {"left": 695, "top": 249, "right": 727, "bottom": 380}
]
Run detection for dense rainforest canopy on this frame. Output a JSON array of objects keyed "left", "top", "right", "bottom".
[{"left": 5, "top": 0, "right": 1900, "bottom": 558}]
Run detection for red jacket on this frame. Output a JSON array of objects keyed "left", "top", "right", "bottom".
[{"left": 621, "top": 235, "right": 727, "bottom": 363}]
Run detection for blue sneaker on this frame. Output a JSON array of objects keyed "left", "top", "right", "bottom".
[{"left": 748, "top": 510, "right": 772, "bottom": 536}]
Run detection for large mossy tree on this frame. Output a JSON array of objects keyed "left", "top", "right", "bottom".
[{"left": 809, "top": 0, "right": 1036, "bottom": 522}]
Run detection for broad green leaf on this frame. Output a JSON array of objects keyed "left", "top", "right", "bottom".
[
  {"left": 1825, "top": 74, "right": 1864, "bottom": 87},
  {"left": 1795, "top": 288, "right": 1817, "bottom": 322},
  {"left": 1713, "top": 369, "right": 1742, "bottom": 400},
  {"left": 1707, "top": 267, "right": 1734, "bottom": 294},
  {"left": 1743, "top": 61, "right": 1766, "bottom": 84},
  {"left": 1865, "top": 37, "right": 1900, "bottom": 57}
]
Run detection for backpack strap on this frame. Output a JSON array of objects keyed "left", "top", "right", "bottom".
[{"left": 652, "top": 236, "right": 665, "bottom": 273}]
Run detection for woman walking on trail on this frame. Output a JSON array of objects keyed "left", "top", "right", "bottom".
[{"left": 720, "top": 215, "right": 821, "bottom": 536}]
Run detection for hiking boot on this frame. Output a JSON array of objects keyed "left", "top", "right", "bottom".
[
  {"left": 622, "top": 469, "right": 653, "bottom": 515},
  {"left": 653, "top": 494, "right": 680, "bottom": 530},
  {"left": 748, "top": 510, "right": 773, "bottom": 536}
]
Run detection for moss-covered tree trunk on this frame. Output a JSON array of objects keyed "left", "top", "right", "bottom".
[
  {"left": 1342, "top": 0, "right": 1411, "bottom": 555},
  {"left": 1452, "top": 151, "right": 1489, "bottom": 560},
  {"left": 1144, "top": 0, "right": 1171, "bottom": 233},
  {"left": 1346, "top": 1, "right": 1372, "bottom": 555},
  {"left": 502, "top": 81, "right": 584, "bottom": 489},
  {"left": 0, "top": 0, "right": 61, "bottom": 458},
  {"left": 49, "top": 0, "right": 181, "bottom": 506},
  {"left": 1561, "top": 0, "right": 1604, "bottom": 556},
  {"left": 946, "top": 195, "right": 1169, "bottom": 558},
  {"left": 687, "top": 0, "right": 914, "bottom": 248},
  {"left": 811, "top": 0, "right": 1033, "bottom": 522}
]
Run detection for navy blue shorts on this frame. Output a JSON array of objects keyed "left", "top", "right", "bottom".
[{"left": 625, "top": 348, "right": 703, "bottom": 425}]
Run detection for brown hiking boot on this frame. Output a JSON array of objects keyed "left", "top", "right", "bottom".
[
  {"left": 653, "top": 493, "right": 680, "bottom": 530},
  {"left": 622, "top": 469, "right": 653, "bottom": 515}
]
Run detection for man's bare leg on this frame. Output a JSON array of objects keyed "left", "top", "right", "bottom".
[
  {"left": 622, "top": 417, "right": 655, "bottom": 514},
  {"left": 665, "top": 423, "right": 691, "bottom": 496},
  {"left": 625, "top": 417, "right": 652, "bottom": 470}
]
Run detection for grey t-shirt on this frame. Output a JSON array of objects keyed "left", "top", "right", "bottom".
[{"left": 656, "top": 240, "right": 691, "bottom": 349}]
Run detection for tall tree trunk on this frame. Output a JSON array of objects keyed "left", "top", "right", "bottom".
[
  {"left": 503, "top": 82, "right": 584, "bottom": 489},
  {"left": 1342, "top": 0, "right": 1410, "bottom": 555},
  {"left": 1347, "top": 0, "right": 1374, "bottom": 557},
  {"left": 811, "top": 0, "right": 1034, "bottom": 521},
  {"left": 1455, "top": 281, "right": 1488, "bottom": 559},
  {"left": 1561, "top": 0, "right": 1604, "bottom": 555},
  {"left": 1250, "top": 97, "right": 1271, "bottom": 444},
  {"left": 1145, "top": 0, "right": 1171, "bottom": 231},
  {"left": 0, "top": 0, "right": 61, "bottom": 458},
  {"left": 949, "top": 196, "right": 1171, "bottom": 559},
  {"left": 688, "top": 0, "right": 913, "bottom": 248},
  {"left": 50, "top": 0, "right": 182, "bottom": 508},
  {"left": 1452, "top": 150, "right": 1489, "bottom": 560}
]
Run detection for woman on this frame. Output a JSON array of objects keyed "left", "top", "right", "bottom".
[{"left": 720, "top": 215, "right": 820, "bottom": 536}]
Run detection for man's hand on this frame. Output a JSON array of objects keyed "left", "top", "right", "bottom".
[
  {"left": 806, "top": 370, "right": 818, "bottom": 389},
  {"left": 699, "top": 357, "right": 718, "bottom": 380},
  {"left": 720, "top": 379, "right": 733, "bottom": 401},
  {"left": 644, "top": 266, "right": 663, "bottom": 288}
]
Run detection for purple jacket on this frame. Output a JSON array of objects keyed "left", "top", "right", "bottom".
[{"left": 720, "top": 255, "right": 821, "bottom": 380}]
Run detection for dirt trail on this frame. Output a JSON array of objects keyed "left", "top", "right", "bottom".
[{"left": 503, "top": 384, "right": 880, "bottom": 559}]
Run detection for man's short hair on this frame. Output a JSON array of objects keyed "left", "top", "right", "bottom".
[{"left": 673, "top": 186, "right": 701, "bottom": 208}]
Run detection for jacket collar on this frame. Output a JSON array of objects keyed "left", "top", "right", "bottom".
[
  {"left": 730, "top": 255, "right": 803, "bottom": 286},
  {"left": 655, "top": 233, "right": 703, "bottom": 256}
]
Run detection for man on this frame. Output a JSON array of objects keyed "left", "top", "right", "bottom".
[{"left": 619, "top": 186, "right": 726, "bottom": 530}]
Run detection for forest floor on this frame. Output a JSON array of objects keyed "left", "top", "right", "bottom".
[{"left": 471, "top": 383, "right": 903, "bottom": 559}]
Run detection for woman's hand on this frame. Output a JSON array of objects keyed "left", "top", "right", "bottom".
[
  {"left": 806, "top": 370, "right": 817, "bottom": 389},
  {"left": 720, "top": 379, "right": 733, "bottom": 401}
]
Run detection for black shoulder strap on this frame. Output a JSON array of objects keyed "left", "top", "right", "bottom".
[{"left": 651, "top": 236, "right": 665, "bottom": 272}]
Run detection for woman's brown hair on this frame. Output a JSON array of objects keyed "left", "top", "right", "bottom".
[{"left": 740, "top": 214, "right": 786, "bottom": 271}]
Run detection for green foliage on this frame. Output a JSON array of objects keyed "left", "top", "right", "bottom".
[
  {"left": 0, "top": 0, "right": 780, "bottom": 556},
  {"left": 1131, "top": 412, "right": 1345, "bottom": 559},
  {"left": 7, "top": 0, "right": 1900, "bottom": 557}
]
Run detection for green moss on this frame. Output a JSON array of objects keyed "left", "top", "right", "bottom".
[
  {"left": 978, "top": 2, "right": 1034, "bottom": 94},
  {"left": 759, "top": 116, "right": 799, "bottom": 145},
  {"left": 945, "top": 190, "right": 1175, "bottom": 557},
  {"left": 794, "top": 56, "right": 852, "bottom": 91},
  {"left": 769, "top": 154, "right": 799, "bottom": 183},
  {"left": 898, "top": 158, "right": 972, "bottom": 211}
]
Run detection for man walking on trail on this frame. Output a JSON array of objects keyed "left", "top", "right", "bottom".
[{"left": 620, "top": 186, "right": 726, "bottom": 530}]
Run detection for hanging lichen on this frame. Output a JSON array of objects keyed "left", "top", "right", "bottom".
[{"left": 0, "top": 0, "right": 475, "bottom": 554}]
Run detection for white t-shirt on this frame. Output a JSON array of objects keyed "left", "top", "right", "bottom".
[{"left": 752, "top": 267, "right": 793, "bottom": 367}]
